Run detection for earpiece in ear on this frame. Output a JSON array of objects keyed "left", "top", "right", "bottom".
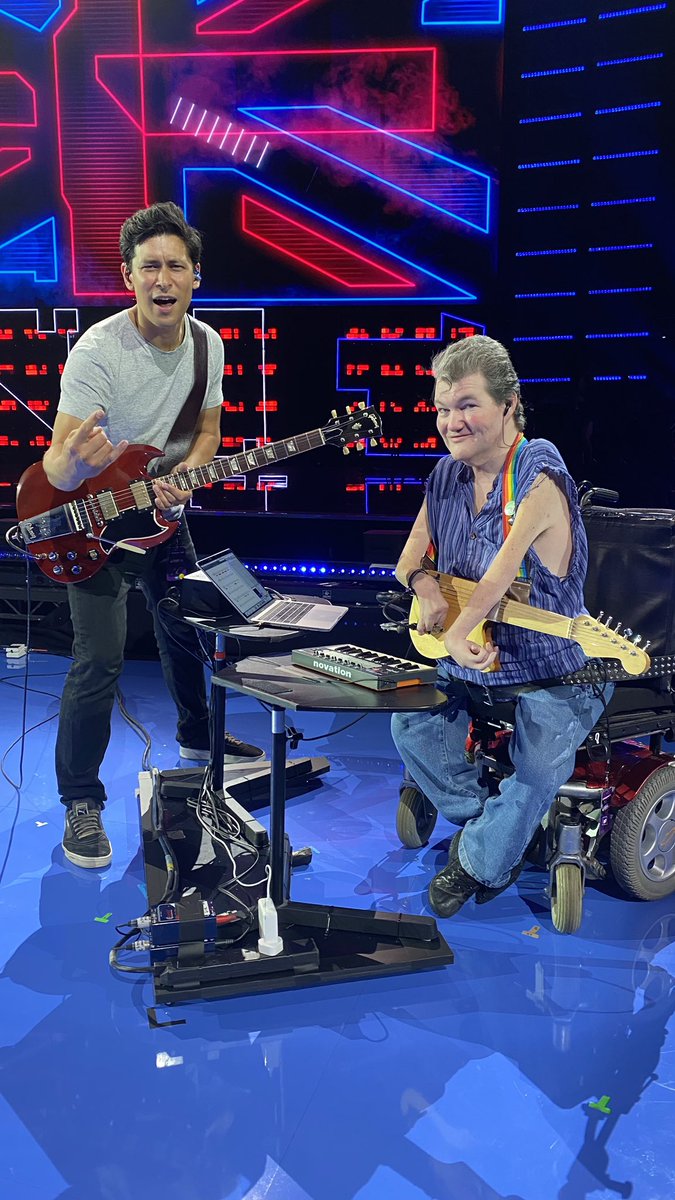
[{"left": 194, "top": 270, "right": 201, "bottom": 281}]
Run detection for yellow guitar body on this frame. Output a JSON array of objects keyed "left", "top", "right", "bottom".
[{"left": 409, "top": 595, "right": 496, "bottom": 666}]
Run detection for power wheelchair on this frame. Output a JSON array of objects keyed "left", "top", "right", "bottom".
[{"left": 389, "top": 496, "right": 675, "bottom": 933}]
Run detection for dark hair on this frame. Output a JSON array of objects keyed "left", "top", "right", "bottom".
[
  {"left": 119, "top": 201, "right": 202, "bottom": 267},
  {"left": 431, "top": 334, "right": 526, "bottom": 431}
]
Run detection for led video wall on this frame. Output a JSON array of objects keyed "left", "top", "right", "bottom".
[{"left": 0, "top": 0, "right": 504, "bottom": 516}]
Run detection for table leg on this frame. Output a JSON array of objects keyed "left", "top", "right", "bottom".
[{"left": 269, "top": 705, "right": 287, "bottom": 906}]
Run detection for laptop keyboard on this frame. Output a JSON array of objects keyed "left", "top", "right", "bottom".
[{"left": 265, "top": 600, "right": 315, "bottom": 622}]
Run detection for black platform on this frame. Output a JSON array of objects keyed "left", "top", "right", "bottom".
[{"left": 145, "top": 655, "right": 452, "bottom": 1004}]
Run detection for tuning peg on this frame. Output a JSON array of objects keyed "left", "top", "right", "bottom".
[
  {"left": 614, "top": 621, "right": 622, "bottom": 634},
  {"left": 370, "top": 439, "right": 378, "bottom": 447},
  {"left": 605, "top": 615, "right": 613, "bottom": 626},
  {"left": 632, "top": 634, "right": 642, "bottom": 645},
  {"left": 331, "top": 409, "right": 337, "bottom": 418},
  {"left": 624, "top": 628, "right": 633, "bottom": 639},
  {"left": 358, "top": 401, "right": 365, "bottom": 409},
  {"left": 643, "top": 640, "right": 651, "bottom": 652},
  {"left": 597, "top": 611, "right": 604, "bottom": 623},
  {"left": 342, "top": 446, "right": 350, "bottom": 456},
  {"left": 356, "top": 440, "right": 364, "bottom": 451}
]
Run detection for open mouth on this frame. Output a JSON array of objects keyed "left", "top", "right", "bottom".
[{"left": 153, "top": 297, "right": 176, "bottom": 309}]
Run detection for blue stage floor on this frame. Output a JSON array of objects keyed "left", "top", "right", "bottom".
[{"left": 1, "top": 652, "right": 674, "bottom": 1200}]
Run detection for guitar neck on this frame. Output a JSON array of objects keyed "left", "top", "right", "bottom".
[
  {"left": 437, "top": 573, "right": 574, "bottom": 639},
  {"left": 156, "top": 426, "right": 328, "bottom": 492}
]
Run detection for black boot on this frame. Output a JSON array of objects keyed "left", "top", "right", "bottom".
[
  {"left": 474, "top": 827, "right": 543, "bottom": 905},
  {"left": 428, "top": 832, "right": 481, "bottom": 918}
]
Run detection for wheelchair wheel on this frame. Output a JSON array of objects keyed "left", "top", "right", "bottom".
[
  {"left": 551, "top": 863, "right": 584, "bottom": 934},
  {"left": 610, "top": 764, "right": 675, "bottom": 901},
  {"left": 396, "top": 785, "right": 438, "bottom": 849}
]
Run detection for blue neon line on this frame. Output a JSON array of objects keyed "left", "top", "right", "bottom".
[
  {"left": 515, "top": 292, "right": 577, "bottom": 298},
  {"left": 589, "top": 242, "right": 653, "bottom": 251},
  {"left": 238, "top": 104, "right": 491, "bottom": 233},
  {"left": 421, "top": 0, "right": 504, "bottom": 25},
  {"left": 593, "top": 150, "right": 658, "bottom": 159},
  {"left": 513, "top": 335, "right": 575, "bottom": 342},
  {"left": 520, "top": 377, "right": 572, "bottom": 383},
  {"left": 0, "top": 216, "right": 57, "bottom": 282},
  {"left": 520, "top": 112, "right": 583, "bottom": 124},
  {"left": 523, "top": 17, "right": 587, "bottom": 30},
  {"left": 595, "top": 101, "right": 661, "bottom": 114},
  {"left": 591, "top": 196, "right": 656, "bottom": 207},
  {"left": 588, "top": 286, "right": 652, "bottom": 293},
  {"left": 518, "top": 204, "right": 580, "bottom": 213},
  {"left": 182, "top": 168, "right": 478, "bottom": 300},
  {"left": 586, "top": 331, "right": 650, "bottom": 338},
  {"left": 521, "top": 66, "right": 585, "bottom": 79},
  {"left": 597, "top": 52, "right": 664, "bottom": 65},
  {"left": 518, "top": 158, "right": 581, "bottom": 169},
  {"left": 594, "top": 376, "right": 623, "bottom": 381},
  {"left": 515, "top": 248, "right": 577, "bottom": 257},
  {"left": 598, "top": 4, "right": 667, "bottom": 19},
  {"left": 0, "top": 1, "right": 62, "bottom": 32}
]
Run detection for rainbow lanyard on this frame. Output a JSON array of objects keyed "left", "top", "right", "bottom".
[{"left": 502, "top": 432, "right": 528, "bottom": 580}]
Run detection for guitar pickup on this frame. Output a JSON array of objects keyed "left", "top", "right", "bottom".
[
  {"left": 129, "top": 481, "right": 154, "bottom": 510},
  {"left": 97, "top": 491, "right": 119, "bottom": 521}
]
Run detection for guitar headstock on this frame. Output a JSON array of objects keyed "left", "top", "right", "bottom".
[
  {"left": 323, "top": 403, "right": 382, "bottom": 454},
  {"left": 570, "top": 615, "right": 651, "bottom": 676}
]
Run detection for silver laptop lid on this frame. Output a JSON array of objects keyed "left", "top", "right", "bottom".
[{"left": 198, "top": 549, "right": 272, "bottom": 621}]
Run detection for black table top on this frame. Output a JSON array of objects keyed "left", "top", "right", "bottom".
[{"left": 212, "top": 654, "right": 448, "bottom": 713}]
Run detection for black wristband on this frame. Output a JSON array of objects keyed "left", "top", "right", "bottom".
[{"left": 406, "top": 567, "right": 428, "bottom": 591}]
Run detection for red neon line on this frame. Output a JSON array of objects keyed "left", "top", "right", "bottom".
[
  {"left": 196, "top": 0, "right": 315, "bottom": 36},
  {"left": 94, "top": 58, "right": 144, "bottom": 133},
  {"left": 96, "top": 46, "right": 438, "bottom": 60},
  {"left": 241, "top": 195, "right": 414, "bottom": 289},
  {"left": 0, "top": 148, "right": 31, "bottom": 180},
  {"left": 137, "top": 0, "right": 149, "bottom": 205},
  {"left": 0, "top": 72, "right": 38, "bottom": 127}
]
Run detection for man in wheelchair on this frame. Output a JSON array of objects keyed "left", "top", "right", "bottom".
[{"left": 391, "top": 335, "right": 613, "bottom": 920}]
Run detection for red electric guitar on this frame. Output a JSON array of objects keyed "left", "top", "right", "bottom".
[{"left": 15, "top": 405, "right": 381, "bottom": 583}]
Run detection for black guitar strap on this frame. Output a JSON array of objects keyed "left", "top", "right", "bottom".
[{"left": 154, "top": 316, "right": 209, "bottom": 473}]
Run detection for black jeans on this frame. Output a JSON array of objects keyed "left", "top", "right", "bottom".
[{"left": 56, "top": 521, "right": 210, "bottom": 807}]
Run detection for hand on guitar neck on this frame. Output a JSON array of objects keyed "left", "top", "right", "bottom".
[{"left": 408, "top": 566, "right": 651, "bottom": 677}]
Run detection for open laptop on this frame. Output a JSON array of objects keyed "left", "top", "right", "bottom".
[{"left": 195, "top": 548, "right": 349, "bottom": 631}]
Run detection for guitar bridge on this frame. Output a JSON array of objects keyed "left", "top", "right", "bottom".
[{"left": 19, "top": 500, "right": 85, "bottom": 544}]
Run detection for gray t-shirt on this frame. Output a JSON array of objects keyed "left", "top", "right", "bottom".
[{"left": 58, "top": 309, "right": 224, "bottom": 470}]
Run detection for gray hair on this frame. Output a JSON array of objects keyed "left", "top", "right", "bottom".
[{"left": 431, "top": 335, "right": 526, "bottom": 431}]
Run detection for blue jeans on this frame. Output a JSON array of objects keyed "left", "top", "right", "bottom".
[
  {"left": 56, "top": 521, "right": 210, "bottom": 807},
  {"left": 391, "top": 679, "right": 612, "bottom": 888}
]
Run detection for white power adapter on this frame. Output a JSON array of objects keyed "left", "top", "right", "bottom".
[
  {"left": 257, "top": 896, "right": 283, "bottom": 957},
  {"left": 6, "top": 644, "right": 27, "bottom": 659}
]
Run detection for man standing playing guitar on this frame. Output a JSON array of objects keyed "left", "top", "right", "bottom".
[
  {"left": 391, "top": 336, "right": 613, "bottom": 918},
  {"left": 44, "top": 201, "right": 262, "bottom": 869}
]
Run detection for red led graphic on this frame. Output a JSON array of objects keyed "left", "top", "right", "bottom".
[{"left": 241, "top": 195, "right": 415, "bottom": 289}]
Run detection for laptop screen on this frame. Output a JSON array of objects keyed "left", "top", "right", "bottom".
[{"left": 199, "top": 549, "right": 272, "bottom": 620}]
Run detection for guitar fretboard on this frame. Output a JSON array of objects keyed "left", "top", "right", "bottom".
[{"left": 160, "top": 427, "right": 327, "bottom": 492}]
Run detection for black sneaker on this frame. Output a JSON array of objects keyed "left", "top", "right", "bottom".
[
  {"left": 428, "top": 832, "right": 481, "bottom": 918},
  {"left": 62, "top": 801, "right": 112, "bottom": 869},
  {"left": 179, "top": 733, "right": 265, "bottom": 764}
]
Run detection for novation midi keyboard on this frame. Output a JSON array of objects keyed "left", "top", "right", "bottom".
[{"left": 291, "top": 644, "right": 437, "bottom": 690}]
